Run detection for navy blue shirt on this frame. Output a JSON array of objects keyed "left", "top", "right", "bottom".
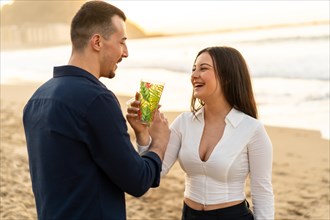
[{"left": 23, "top": 66, "right": 162, "bottom": 220}]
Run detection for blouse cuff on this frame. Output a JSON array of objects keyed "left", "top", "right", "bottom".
[{"left": 137, "top": 136, "right": 152, "bottom": 154}]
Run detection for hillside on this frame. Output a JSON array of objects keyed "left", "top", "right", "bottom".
[{"left": 0, "top": 1, "right": 146, "bottom": 50}]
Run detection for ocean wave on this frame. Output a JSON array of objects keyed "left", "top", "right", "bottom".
[{"left": 238, "top": 35, "right": 329, "bottom": 44}]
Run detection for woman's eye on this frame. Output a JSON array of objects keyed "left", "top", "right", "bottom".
[{"left": 192, "top": 66, "right": 208, "bottom": 72}]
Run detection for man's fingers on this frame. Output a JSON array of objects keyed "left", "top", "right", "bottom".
[{"left": 153, "top": 111, "right": 168, "bottom": 124}]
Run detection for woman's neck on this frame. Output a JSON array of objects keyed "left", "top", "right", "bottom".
[{"left": 203, "top": 97, "right": 232, "bottom": 122}]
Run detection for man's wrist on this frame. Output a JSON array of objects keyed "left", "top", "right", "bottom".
[
  {"left": 149, "top": 146, "right": 165, "bottom": 161},
  {"left": 149, "top": 141, "right": 166, "bottom": 161}
]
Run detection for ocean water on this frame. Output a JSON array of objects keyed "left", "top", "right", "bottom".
[{"left": 1, "top": 24, "right": 329, "bottom": 139}]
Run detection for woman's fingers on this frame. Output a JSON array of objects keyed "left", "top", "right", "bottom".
[
  {"left": 126, "top": 92, "right": 140, "bottom": 107},
  {"left": 135, "top": 92, "right": 140, "bottom": 100},
  {"left": 126, "top": 106, "right": 140, "bottom": 119},
  {"left": 127, "top": 106, "right": 139, "bottom": 114}
]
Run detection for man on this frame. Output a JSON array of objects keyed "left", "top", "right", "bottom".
[{"left": 23, "top": 1, "right": 170, "bottom": 219}]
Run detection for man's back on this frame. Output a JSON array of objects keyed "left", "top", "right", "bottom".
[{"left": 23, "top": 66, "right": 162, "bottom": 220}]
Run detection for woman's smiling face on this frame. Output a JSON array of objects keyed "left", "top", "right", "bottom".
[{"left": 191, "top": 52, "right": 221, "bottom": 102}]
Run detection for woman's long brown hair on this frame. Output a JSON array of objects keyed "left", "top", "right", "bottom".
[{"left": 191, "top": 46, "right": 258, "bottom": 119}]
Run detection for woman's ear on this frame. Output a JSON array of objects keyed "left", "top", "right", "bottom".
[{"left": 90, "top": 34, "right": 102, "bottom": 51}]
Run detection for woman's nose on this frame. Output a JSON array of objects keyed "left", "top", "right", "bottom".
[{"left": 191, "top": 70, "right": 199, "bottom": 78}]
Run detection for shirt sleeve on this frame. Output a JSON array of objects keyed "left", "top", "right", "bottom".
[
  {"left": 137, "top": 114, "right": 183, "bottom": 176},
  {"left": 85, "top": 93, "right": 162, "bottom": 197},
  {"left": 248, "top": 123, "right": 275, "bottom": 220},
  {"left": 160, "top": 114, "right": 182, "bottom": 176},
  {"left": 137, "top": 136, "right": 152, "bottom": 154}
]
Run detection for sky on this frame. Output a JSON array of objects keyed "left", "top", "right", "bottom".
[
  {"left": 0, "top": 0, "right": 12, "bottom": 8},
  {"left": 1, "top": 1, "right": 329, "bottom": 35},
  {"left": 109, "top": 1, "right": 329, "bottom": 35}
]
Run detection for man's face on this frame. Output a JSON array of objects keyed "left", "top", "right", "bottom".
[{"left": 100, "top": 15, "right": 128, "bottom": 79}]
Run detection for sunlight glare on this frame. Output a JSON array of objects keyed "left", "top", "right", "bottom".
[
  {"left": 0, "top": 0, "right": 13, "bottom": 9},
  {"left": 109, "top": 1, "right": 329, "bottom": 35}
]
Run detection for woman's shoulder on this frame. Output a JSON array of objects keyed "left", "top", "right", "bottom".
[
  {"left": 232, "top": 108, "right": 265, "bottom": 129},
  {"left": 170, "top": 111, "right": 197, "bottom": 128},
  {"left": 173, "top": 111, "right": 192, "bottom": 122},
  {"left": 176, "top": 111, "right": 201, "bottom": 121}
]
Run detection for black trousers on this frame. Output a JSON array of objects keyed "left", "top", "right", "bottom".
[{"left": 181, "top": 200, "right": 254, "bottom": 220}]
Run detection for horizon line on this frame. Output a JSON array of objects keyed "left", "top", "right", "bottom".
[{"left": 142, "top": 19, "right": 330, "bottom": 38}]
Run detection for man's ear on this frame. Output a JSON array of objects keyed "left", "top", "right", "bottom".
[{"left": 90, "top": 34, "right": 102, "bottom": 51}]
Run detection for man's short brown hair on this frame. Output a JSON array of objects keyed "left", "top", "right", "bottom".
[{"left": 70, "top": 1, "right": 126, "bottom": 51}]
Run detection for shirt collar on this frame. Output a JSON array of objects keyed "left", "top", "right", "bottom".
[
  {"left": 225, "top": 108, "right": 245, "bottom": 128},
  {"left": 193, "top": 107, "right": 245, "bottom": 128},
  {"left": 193, "top": 107, "right": 204, "bottom": 121},
  {"left": 53, "top": 65, "right": 107, "bottom": 88}
]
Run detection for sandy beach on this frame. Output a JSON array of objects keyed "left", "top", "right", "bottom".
[{"left": 1, "top": 83, "right": 329, "bottom": 220}]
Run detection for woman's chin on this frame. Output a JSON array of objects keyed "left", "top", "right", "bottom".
[{"left": 193, "top": 92, "right": 201, "bottom": 99}]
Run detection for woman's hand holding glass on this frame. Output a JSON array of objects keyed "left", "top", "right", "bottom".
[
  {"left": 126, "top": 92, "right": 150, "bottom": 146},
  {"left": 126, "top": 92, "right": 170, "bottom": 160}
]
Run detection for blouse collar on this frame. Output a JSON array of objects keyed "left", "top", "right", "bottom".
[{"left": 193, "top": 107, "right": 246, "bottom": 128}]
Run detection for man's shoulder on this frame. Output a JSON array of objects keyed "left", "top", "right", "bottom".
[
  {"left": 41, "top": 76, "right": 110, "bottom": 96},
  {"left": 28, "top": 77, "right": 115, "bottom": 111}
]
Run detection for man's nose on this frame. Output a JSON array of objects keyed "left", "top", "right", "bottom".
[{"left": 122, "top": 45, "right": 128, "bottom": 58}]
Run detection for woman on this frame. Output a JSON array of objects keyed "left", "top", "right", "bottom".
[{"left": 127, "top": 46, "right": 274, "bottom": 220}]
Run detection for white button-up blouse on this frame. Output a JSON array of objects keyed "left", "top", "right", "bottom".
[{"left": 139, "top": 107, "right": 274, "bottom": 220}]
